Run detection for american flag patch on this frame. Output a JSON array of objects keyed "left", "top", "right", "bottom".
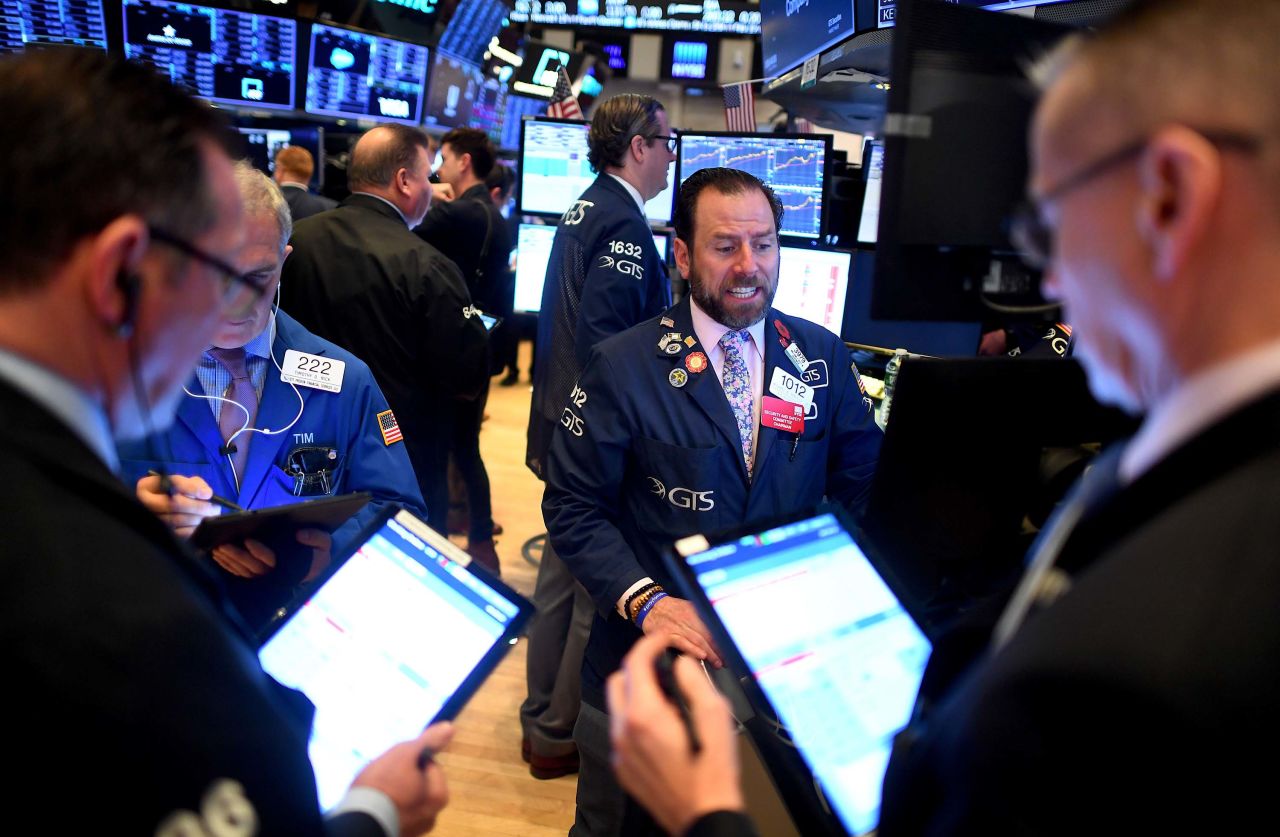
[{"left": 377, "top": 410, "right": 403, "bottom": 446}]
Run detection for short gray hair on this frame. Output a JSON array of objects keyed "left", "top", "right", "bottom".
[{"left": 232, "top": 160, "right": 291, "bottom": 253}]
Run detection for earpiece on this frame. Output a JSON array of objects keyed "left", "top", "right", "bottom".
[{"left": 115, "top": 269, "right": 140, "bottom": 338}]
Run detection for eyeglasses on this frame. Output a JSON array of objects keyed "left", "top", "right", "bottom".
[
  {"left": 1009, "top": 129, "right": 1262, "bottom": 270},
  {"left": 646, "top": 134, "right": 678, "bottom": 153},
  {"left": 148, "top": 226, "right": 269, "bottom": 315}
]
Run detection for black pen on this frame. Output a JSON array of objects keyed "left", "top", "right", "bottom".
[
  {"left": 148, "top": 469, "right": 245, "bottom": 512},
  {"left": 415, "top": 746, "right": 436, "bottom": 770},
  {"left": 656, "top": 650, "right": 703, "bottom": 755},
  {"left": 789, "top": 433, "right": 800, "bottom": 462}
]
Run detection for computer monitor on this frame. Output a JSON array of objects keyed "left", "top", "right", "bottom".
[
  {"left": 871, "top": 0, "right": 1070, "bottom": 320},
  {"left": 499, "top": 93, "right": 547, "bottom": 151},
  {"left": 760, "top": 0, "right": 856, "bottom": 79},
  {"left": 677, "top": 131, "right": 831, "bottom": 240},
  {"left": 662, "top": 35, "right": 718, "bottom": 82},
  {"left": 841, "top": 249, "right": 981, "bottom": 355},
  {"left": 423, "top": 50, "right": 484, "bottom": 130},
  {"left": 1, "top": 0, "right": 108, "bottom": 52},
  {"left": 514, "top": 222, "right": 669, "bottom": 313},
  {"left": 519, "top": 118, "right": 674, "bottom": 224},
  {"left": 857, "top": 141, "right": 883, "bottom": 245},
  {"left": 437, "top": 0, "right": 509, "bottom": 65},
  {"left": 121, "top": 0, "right": 296, "bottom": 110},
  {"left": 236, "top": 127, "right": 292, "bottom": 174},
  {"left": 470, "top": 77, "right": 508, "bottom": 146},
  {"left": 304, "top": 21, "right": 430, "bottom": 125},
  {"left": 774, "top": 244, "right": 852, "bottom": 337}
]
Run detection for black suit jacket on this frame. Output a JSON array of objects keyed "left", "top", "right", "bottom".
[
  {"left": 0, "top": 378, "right": 380, "bottom": 835},
  {"left": 281, "top": 193, "right": 490, "bottom": 444},
  {"left": 879, "top": 388, "right": 1280, "bottom": 835},
  {"left": 282, "top": 182, "right": 338, "bottom": 221},
  {"left": 415, "top": 182, "right": 512, "bottom": 314}
]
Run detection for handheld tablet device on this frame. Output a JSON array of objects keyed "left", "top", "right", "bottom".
[
  {"left": 189, "top": 492, "right": 372, "bottom": 554},
  {"left": 665, "top": 507, "right": 931, "bottom": 836},
  {"left": 258, "top": 507, "right": 534, "bottom": 809}
]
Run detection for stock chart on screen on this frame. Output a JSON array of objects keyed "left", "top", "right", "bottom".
[{"left": 678, "top": 133, "right": 828, "bottom": 239}]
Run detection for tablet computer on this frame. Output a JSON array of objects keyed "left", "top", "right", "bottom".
[
  {"left": 189, "top": 492, "right": 371, "bottom": 553},
  {"left": 664, "top": 506, "right": 931, "bottom": 837},
  {"left": 258, "top": 507, "right": 533, "bottom": 809}
]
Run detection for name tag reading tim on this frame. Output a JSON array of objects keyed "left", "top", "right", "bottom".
[
  {"left": 761, "top": 396, "right": 805, "bottom": 434},
  {"left": 281, "top": 350, "right": 346, "bottom": 393}
]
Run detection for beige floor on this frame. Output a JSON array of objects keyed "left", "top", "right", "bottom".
[{"left": 431, "top": 345, "right": 577, "bottom": 837}]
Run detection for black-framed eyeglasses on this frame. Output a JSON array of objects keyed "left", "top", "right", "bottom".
[
  {"left": 148, "top": 226, "right": 269, "bottom": 309},
  {"left": 646, "top": 134, "right": 678, "bottom": 153},
  {"left": 1008, "top": 130, "right": 1262, "bottom": 270}
]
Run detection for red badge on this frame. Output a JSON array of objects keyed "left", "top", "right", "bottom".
[
  {"left": 761, "top": 396, "right": 805, "bottom": 434},
  {"left": 774, "top": 319, "right": 791, "bottom": 348},
  {"left": 685, "top": 351, "right": 709, "bottom": 374}
]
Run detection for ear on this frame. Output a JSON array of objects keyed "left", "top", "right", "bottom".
[
  {"left": 1135, "top": 126, "right": 1221, "bottom": 282},
  {"left": 674, "top": 236, "right": 692, "bottom": 278},
  {"left": 86, "top": 216, "right": 149, "bottom": 336},
  {"left": 628, "top": 133, "right": 647, "bottom": 166}
]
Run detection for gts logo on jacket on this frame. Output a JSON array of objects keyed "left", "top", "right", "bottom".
[{"left": 647, "top": 477, "right": 715, "bottom": 511}]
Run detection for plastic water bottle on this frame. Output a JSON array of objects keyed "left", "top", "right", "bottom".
[{"left": 879, "top": 348, "right": 909, "bottom": 429}]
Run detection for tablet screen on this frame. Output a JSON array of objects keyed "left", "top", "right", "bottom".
[
  {"left": 259, "top": 509, "right": 528, "bottom": 809},
  {"left": 675, "top": 512, "right": 930, "bottom": 836}
]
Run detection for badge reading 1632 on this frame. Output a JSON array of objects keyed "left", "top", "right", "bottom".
[{"left": 281, "top": 350, "right": 346, "bottom": 393}]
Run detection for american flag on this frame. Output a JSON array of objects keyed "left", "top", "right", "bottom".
[
  {"left": 546, "top": 66, "right": 582, "bottom": 120},
  {"left": 722, "top": 81, "right": 755, "bottom": 132},
  {"left": 377, "top": 409, "right": 403, "bottom": 446}
]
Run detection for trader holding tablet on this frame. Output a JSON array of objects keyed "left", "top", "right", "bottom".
[
  {"left": 542, "top": 167, "right": 881, "bottom": 835},
  {"left": 610, "top": 1, "right": 1280, "bottom": 834},
  {"left": 120, "top": 163, "right": 425, "bottom": 623},
  {"left": 0, "top": 50, "right": 451, "bottom": 836}
]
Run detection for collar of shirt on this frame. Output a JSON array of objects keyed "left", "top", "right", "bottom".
[
  {"left": 279, "top": 181, "right": 308, "bottom": 191},
  {"left": 606, "top": 173, "right": 647, "bottom": 216},
  {"left": 689, "top": 297, "right": 767, "bottom": 437},
  {"left": 351, "top": 191, "right": 409, "bottom": 226},
  {"left": 196, "top": 326, "right": 273, "bottom": 418},
  {"left": 1119, "top": 337, "right": 1280, "bottom": 484},
  {"left": 0, "top": 347, "right": 119, "bottom": 472}
]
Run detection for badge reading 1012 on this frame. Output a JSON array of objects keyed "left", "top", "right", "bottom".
[{"left": 281, "top": 350, "right": 346, "bottom": 393}]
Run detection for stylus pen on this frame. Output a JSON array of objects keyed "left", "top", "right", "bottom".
[
  {"left": 415, "top": 746, "right": 436, "bottom": 770},
  {"left": 148, "top": 469, "right": 245, "bottom": 512}
]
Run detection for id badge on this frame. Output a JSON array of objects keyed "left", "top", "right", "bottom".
[{"left": 281, "top": 350, "right": 346, "bottom": 393}]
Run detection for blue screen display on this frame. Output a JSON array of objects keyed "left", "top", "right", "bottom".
[
  {"left": 305, "top": 21, "right": 430, "bottom": 125},
  {"left": 1, "top": 0, "right": 107, "bottom": 52}
]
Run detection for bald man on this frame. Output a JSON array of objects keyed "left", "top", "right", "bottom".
[{"left": 281, "top": 125, "right": 489, "bottom": 540}]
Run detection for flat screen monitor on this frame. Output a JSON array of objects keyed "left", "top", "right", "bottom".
[
  {"left": 841, "top": 249, "right": 981, "bottom": 355},
  {"left": 519, "top": 118, "right": 674, "bottom": 224},
  {"left": 773, "top": 244, "right": 851, "bottom": 338},
  {"left": 471, "top": 77, "right": 508, "bottom": 146},
  {"left": 667, "top": 508, "right": 932, "bottom": 837},
  {"left": 304, "top": 21, "right": 430, "bottom": 125},
  {"left": 236, "top": 127, "right": 292, "bottom": 174},
  {"left": 578, "top": 34, "right": 629, "bottom": 78},
  {"left": 857, "top": 141, "right": 883, "bottom": 244},
  {"left": 760, "top": 0, "right": 855, "bottom": 78},
  {"left": 872, "top": 0, "right": 1070, "bottom": 320},
  {"left": 499, "top": 93, "right": 547, "bottom": 150},
  {"left": 510, "top": 41, "right": 585, "bottom": 99},
  {"left": 678, "top": 131, "right": 830, "bottom": 240},
  {"left": 121, "top": 0, "right": 296, "bottom": 110},
  {"left": 514, "top": 222, "right": 668, "bottom": 313},
  {"left": 662, "top": 35, "right": 717, "bottom": 82},
  {"left": 423, "top": 50, "right": 484, "bottom": 130},
  {"left": 1, "top": 0, "right": 108, "bottom": 52},
  {"left": 437, "top": 0, "right": 508, "bottom": 65}
]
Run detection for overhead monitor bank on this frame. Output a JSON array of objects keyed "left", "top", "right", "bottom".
[
  {"left": 1, "top": 0, "right": 108, "bottom": 52},
  {"left": 304, "top": 21, "right": 430, "bottom": 125}
]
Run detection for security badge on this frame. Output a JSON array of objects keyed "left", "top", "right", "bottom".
[
  {"left": 281, "top": 350, "right": 346, "bottom": 393},
  {"left": 773, "top": 320, "right": 809, "bottom": 373}
]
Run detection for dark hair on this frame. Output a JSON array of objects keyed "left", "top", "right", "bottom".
[
  {"left": 0, "top": 50, "right": 230, "bottom": 293},
  {"left": 587, "top": 94, "right": 665, "bottom": 174},
  {"left": 673, "top": 167, "right": 784, "bottom": 246},
  {"left": 347, "top": 124, "right": 431, "bottom": 190},
  {"left": 441, "top": 127, "right": 496, "bottom": 179},
  {"left": 485, "top": 162, "right": 516, "bottom": 199}
]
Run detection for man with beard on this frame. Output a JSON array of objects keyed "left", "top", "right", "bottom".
[{"left": 542, "top": 167, "right": 882, "bottom": 836}]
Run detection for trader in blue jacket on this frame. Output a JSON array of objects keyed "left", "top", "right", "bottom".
[
  {"left": 119, "top": 162, "right": 425, "bottom": 630},
  {"left": 543, "top": 167, "right": 882, "bottom": 836}
]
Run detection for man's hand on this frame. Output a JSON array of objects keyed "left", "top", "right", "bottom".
[
  {"left": 210, "top": 529, "right": 332, "bottom": 581},
  {"left": 431, "top": 182, "right": 454, "bottom": 202},
  {"left": 641, "top": 596, "right": 723, "bottom": 669},
  {"left": 353, "top": 722, "right": 455, "bottom": 836},
  {"left": 136, "top": 473, "right": 220, "bottom": 538},
  {"left": 211, "top": 539, "right": 276, "bottom": 578},
  {"left": 607, "top": 635, "right": 744, "bottom": 836}
]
